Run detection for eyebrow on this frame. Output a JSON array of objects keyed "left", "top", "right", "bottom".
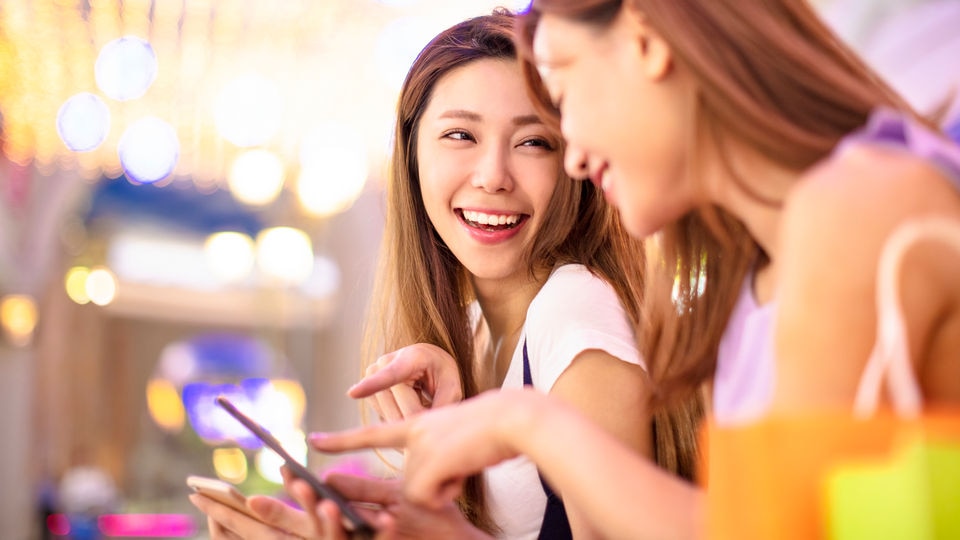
[{"left": 438, "top": 109, "right": 544, "bottom": 127}]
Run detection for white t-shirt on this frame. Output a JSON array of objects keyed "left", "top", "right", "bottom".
[{"left": 484, "top": 264, "right": 642, "bottom": 539}]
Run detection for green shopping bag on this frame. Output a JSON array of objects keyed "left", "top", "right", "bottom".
[
  {"left": 825, "top": 425, "right": 960, "bottom": 539},
  {"left": 824, "top": 217, "right": 960, "bottom": 540}
]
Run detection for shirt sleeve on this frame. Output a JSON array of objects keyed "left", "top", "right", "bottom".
[{"left": 524, "top": 264, "right": 644, "bottom": 393}]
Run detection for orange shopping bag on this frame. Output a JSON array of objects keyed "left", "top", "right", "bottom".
[{"left": 703, "top": 217, "right": 960, "bottom": 540}]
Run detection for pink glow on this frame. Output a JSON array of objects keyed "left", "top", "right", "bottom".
[
  {"left": 97, "top": 514, "right": 197, "bottom": 537},
  {"left": 46, "top": 514, "right": 70, "bottom": 536}
]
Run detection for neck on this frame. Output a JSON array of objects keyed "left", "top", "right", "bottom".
[
  {"left": 706, "top": 143, "right": 800, "bottom": 302},
  {"left": 707, "top": 144, "right": 799, "bottom": 261},
  {"left": 472, "top": 268, "right": 547, "bottom": 387}
]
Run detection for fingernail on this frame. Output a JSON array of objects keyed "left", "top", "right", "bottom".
[{"left": 307, "top": 432, "right": 326, "bottom": 443}]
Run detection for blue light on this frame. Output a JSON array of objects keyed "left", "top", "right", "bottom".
[
  {"left": 56, "top": 93, "right": 111, "bottom": 152},
  {"left": 183, "top": 382, "right": 262, "bottom": 448},
  {"left": 95, "top": 36, "right": 158, "bottom": 101},
  {"left": 118, "top": 116, "right": 180, "bottom": 184}
]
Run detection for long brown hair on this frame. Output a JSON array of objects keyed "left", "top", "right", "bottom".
[
  {"left": 361, "top": 8, "right": 652, "bottom": 531},
  {"left": 517, "top": 0, "right": 916, "bottom": 408}
]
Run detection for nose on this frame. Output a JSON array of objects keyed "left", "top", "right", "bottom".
[
  {"left": 564, "top": 144, "right": 590, "bottom": 181},
  {"left": 471, "top": 142, "right": 514, "bottom": 193}
]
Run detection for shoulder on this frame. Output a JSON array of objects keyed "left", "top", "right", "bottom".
[
  {"left": 784, "top": 143, "right": 960, "bottom": 256},
  {"left": 529, "top": 264, "right": 621, "bottom": 320},
  {"left": 524, "top": 264, "right": 640, "bottom": 363}
]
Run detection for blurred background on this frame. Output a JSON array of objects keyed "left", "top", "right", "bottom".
[{"left": 0, "top": 0, "right": 958, "bottom": 538}]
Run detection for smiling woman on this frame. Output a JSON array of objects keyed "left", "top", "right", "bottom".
[
  {"left": 190, "top": 8, "right": 702, "bottom": 540},
  {"left": 415, "top": 57, "right": 561, "bottom": 282}
]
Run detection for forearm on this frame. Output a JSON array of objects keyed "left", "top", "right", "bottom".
[{"left": 507, "top": 393, "right": 703, "bottom": 540}]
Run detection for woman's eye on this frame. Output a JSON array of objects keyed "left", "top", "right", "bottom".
[
  {"left": 443, "top": 130, "right": 474, "bottom": 142},
  {"left": 520, "top": 137, "right": 555, "bottom": 151}
]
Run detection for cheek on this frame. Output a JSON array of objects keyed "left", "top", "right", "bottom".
[{"left": 519, "top": 160, "right": 561, "bottom": 207}]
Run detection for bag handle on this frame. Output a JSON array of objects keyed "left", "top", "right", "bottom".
[{"left": 853, "top": 216, "right": 960, "bottom": 418}]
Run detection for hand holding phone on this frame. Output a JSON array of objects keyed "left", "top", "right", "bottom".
[
  {"left": 214, "top": 395, "right": 376, "bottom": 539},
  {"left": 187, "top": 475, "right": 263, "bottom": 523}
]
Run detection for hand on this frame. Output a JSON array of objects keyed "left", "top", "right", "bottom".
[
  {"left": 350, "top": 343, "right": 464, "bottom": 422},
  {"left": 189, "top": 490, "right": 311, "bottom": 539},
  {"left": 310, "top": 389, "right": 541, "bottom": 509},
  {"left": 288, "top": 472, "right": 489, "bottom": 540},
  {"left": 281, "top": 468, "right": 396, "bottom": 540},
  {"left": 189, "top": 473, "right": 396, "bottom": 540}
]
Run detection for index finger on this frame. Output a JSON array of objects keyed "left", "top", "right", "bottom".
[
  {"left": 348, "top": 355, "right": 421, "bottom": 399},
  {"left": 308, "top": 421, "right": 411, "bottom": 453}
]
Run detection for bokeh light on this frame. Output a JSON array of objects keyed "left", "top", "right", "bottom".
[
  {"left": 86, "top": 267, "right": 119, "bottom": 306},
  {"left": 212, "top": 448, "right": 248, "bottom": 484},
  {"left": 227, "top": 149, "right": 286, "bottom": 206},
  {"left": 255, "top": 430, "right": 307, "bottom": 485},
  {"left": 0, "top": 294, "right": 38, "bottom": 347},
  {"left": 297, "top": 125, "right": 369, "bottom": 217},
  {"left": 146, "top": 379, "right": 186, "bottom": 432},
  {"left": 95, "top": 36, "right": 159, "bottom": 101},
  {"left": 56, "top": 93, "right": 111, "bottom": 152},
  {"left": 214, "top": 74, "right": 283, "bottom": 148},
  {"left": 118, "top": 117, "right": 180, "bottom": 183},
  {"left": 270, "top": 380, "right": 307, "bottom": 427},
  {"left": 204, "top": 232, "right": 256, "bottom": 284},
  {"left": 184, "top": 383, "right": 260, "bottom": 448},
  {"left": 256, "top": 227, "right": 314, "bottom": 285},
  {"left": 65, "top": 266, "right": 92, "bottom": 305}
]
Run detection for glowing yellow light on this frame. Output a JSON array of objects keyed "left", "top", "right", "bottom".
[
  {"left": 145, "top": 379, "right": 185, "bottom": 432},
  {"left": 297, "top": 125, "right": 368, "bottom": 217},
  {"left": 212, "top": 448, "right": 248, "bottom": 484},
  {"left": 256, "top": 430, "right": 306, "bottom": 485},
  {"left": 1, "top": 294, "right": 38, "bottom": 347},
  {"left": 204, "top": 231, "right": 255, "bottom": 283},
  {"left": 65, "top": 266, "right": 91, "bottom": 305},
  {"left": 227, "top": 149, "right": 285, "bottom": 206},
  {"left": 271, "top": 379, "right": 307, "bottom": 426},
  {"left": 86, "top": 266, "right": 118, "bottom": 306},
  {"left": 256, "top": 227, "right": 314, "bottom": 285}
]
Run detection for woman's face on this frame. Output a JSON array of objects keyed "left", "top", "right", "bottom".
[
  {"left": 531, "top": 7, "right": 696, "bottom": 238},
  {"left": 416, "top": 58, "right": 561, "bottom": 283}
]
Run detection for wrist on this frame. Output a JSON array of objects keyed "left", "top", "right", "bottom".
[{"left": 496, "top": 388, "right": 551, "bottom": 456}]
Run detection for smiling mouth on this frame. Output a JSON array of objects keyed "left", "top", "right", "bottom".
[{"left": 457, "top": 209, "right": 527, "bottom": 232}]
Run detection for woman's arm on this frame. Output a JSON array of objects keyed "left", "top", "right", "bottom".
[
  {"left": 546, "top": 350, "right": 653, "bottom": 538},
  {"left": 310, "top": 389, "right": 703, "bottom": 540}
]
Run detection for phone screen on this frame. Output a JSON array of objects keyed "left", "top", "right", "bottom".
[{"left": 215, "top": 395, "right": 375, "bottom": 539}]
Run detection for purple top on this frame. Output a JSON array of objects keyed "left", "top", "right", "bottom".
[{"left": 712, "top": 107, "right": 960, "bottom": 425}]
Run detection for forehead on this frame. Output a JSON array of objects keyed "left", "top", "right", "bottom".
[
  {"left": 423, "top": 57, "right": 532, "bottom": 117},
  {"left": 531, "top": 13, "right": 584, "bottom": 63}
]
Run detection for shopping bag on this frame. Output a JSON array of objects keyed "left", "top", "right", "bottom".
[{"left": 703, "top": 217, "right": 960, "bottom": 540}]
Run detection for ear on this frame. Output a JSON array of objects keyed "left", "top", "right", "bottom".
[{"left": 619, "top": 9, "right": 673, "bottom": 81}]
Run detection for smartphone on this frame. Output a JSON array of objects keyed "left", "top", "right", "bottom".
[
  {"left": 214, "top": 395, "right": 376, "bottom": 539},
  {"left": 187, "top": 475, "right": 264, "bottom": 523}
]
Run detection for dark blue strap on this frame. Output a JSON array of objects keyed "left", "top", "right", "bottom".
[{"left": 523, "top": 340, "right": 574, "bottom": 540}]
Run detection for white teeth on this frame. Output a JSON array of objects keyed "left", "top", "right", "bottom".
[{"left": 462, "top": 210, "right": 521, "bottom": 226}]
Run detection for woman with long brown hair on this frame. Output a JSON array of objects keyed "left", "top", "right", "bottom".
[
  {"left": 310, "top": 1, "right": 960, "bottom": 538},
  {"left": 191, "top": 9, "right": 701, "bottom": 539}
]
